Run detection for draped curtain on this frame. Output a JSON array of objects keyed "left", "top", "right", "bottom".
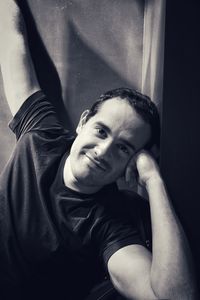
[{"left": 142, "top": 0, "right": 166, "bottom": 111}]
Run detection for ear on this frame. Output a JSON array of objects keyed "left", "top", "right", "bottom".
[{"left": 76, "top": 110, "right": 90, "bottom": 134}]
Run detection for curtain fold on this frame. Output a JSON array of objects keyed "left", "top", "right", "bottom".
[{"left": 142, "top": 0, "right": 166, "bottom": 111}]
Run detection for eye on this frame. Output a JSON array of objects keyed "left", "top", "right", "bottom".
[
  {"left": 95, "top": 127, "right": 107, "bottom": 138},
  {"left": 117, "top": 144, "right": 129, "bottom": 155}
]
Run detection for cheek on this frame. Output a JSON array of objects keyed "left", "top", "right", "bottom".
[
  {"left": 75, "top": 130, "right": 97, "bottom": 148},
  {"left": 71, "top": 133, "right": 89, "bottom": 153},
  {"left": 111, "top": 151, "right": 134, "bottom": 177},
  {"left": 111, "top": 149, "right": 130, "bottom": 165},
  {"left": 110, "top": 158, "right": 128, "bottom": 177}
]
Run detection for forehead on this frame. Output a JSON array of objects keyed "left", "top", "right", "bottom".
[{"left": 95, "top": 98, "right": 144, "bottom": 128}]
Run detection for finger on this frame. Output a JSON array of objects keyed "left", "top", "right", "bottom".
[{"left": 125, "top": 160, "right": 137, "bottom": 187}]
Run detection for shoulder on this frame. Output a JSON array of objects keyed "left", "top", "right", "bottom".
[{"left": 9, "top": 91, "right": 73, "bottom": 141}]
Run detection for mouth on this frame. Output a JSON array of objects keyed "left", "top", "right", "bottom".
[{"left": 84, "top": 153, "right": 107, "bottom": 172}]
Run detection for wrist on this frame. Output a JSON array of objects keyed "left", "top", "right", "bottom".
[
  {"left": 145, "top": 173, "right": 163, "bottom": 190},
  {"left": 1, "top": 5, "right": 26, "bottom": 38}
]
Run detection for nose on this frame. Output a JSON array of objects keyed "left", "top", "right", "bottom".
[{"left": 94, "top": 140, "right": 113, "bottom": 158}]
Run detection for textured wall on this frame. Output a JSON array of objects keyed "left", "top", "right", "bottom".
[{"left": 0, "top": 0, "right": 144, "bottom": 172}]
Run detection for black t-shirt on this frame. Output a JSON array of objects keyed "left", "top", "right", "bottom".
[{"left": 0, "top": 91, "right": 144, "bottom": 299}]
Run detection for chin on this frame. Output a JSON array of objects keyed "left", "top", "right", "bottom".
[{"left": 74, "top": 171, "right": 105, "bottom": 187}]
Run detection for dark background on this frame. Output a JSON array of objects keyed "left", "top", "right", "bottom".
[{"left": 161, "top": 0, "right": 200, "bottom": 286}]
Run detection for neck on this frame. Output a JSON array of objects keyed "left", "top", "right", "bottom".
[{"left": 63, "top": 156, "right": 101, "bottom": 195}]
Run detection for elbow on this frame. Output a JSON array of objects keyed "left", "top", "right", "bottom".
[{"left": 151, "top": 275, "right": 198, "bottom": 300}]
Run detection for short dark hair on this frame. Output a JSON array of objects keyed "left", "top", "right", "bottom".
[{"left": 86, "top": 87, "right": 160, "bottom": 149}]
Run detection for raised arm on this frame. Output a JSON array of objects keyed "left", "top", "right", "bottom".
[
  {"left": 108, "top": 151, "right": 198, "bottom": 299},
  {"left": 0, "top": 0, "right": 40, "bottom": 116}
]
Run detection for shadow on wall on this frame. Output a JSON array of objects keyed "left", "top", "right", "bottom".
[
  {"left": 65, "top": 20, "right": 138, "bottom": 132},
  {"left": 20, "top": 0, "right": 71, "bottom": 129}
]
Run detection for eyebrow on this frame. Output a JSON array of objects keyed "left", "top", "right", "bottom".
[{"left": 95, "top": 122, "right": 136, "bottom": 152}]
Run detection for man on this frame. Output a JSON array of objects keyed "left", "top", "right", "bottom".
[{"left": 0, "top": 1, "right": 197, "bottom": 299}]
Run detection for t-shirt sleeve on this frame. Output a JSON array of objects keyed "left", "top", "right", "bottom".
[
  {"left": 93, "top": 214, "right": 145, "bottom": 268},
  {"left": 90, "top": 189, "right": 147, "bottom": 268},
  {"left": 9, "top": 90, "right": 65, "bottom": 140}
]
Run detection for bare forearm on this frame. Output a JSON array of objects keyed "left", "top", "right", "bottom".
[
  {"left": 146, "top": 175, "right": 197, "bottom": 299},
  {"left": 134, "top": 151, "right": 198, "bottom": 298},
  {"left": 0, "top": 1, "right": 40, "bottom": 116}
]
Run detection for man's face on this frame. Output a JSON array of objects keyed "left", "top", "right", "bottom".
[{"left": 69, "top": 98, "right": 151, "bottom": 192}]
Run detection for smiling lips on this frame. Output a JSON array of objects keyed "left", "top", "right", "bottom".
[{"left": 85, "top": 153, "right": 107, "bottom": 171}]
